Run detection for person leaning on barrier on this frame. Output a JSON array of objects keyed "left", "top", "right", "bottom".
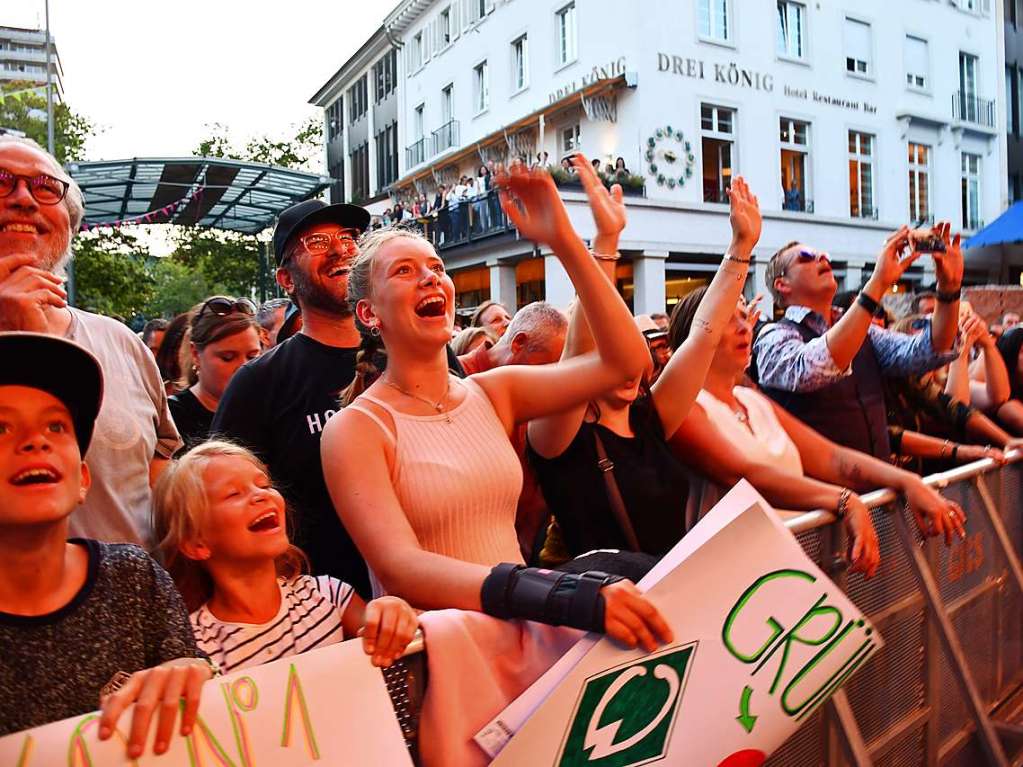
[
  {"left": 754, "top": 224, "right": 963, "bottom": 461},
  {"left": 667, "top": 287, "right": 967, "bottom": 554},
  {"left": 320, "top": 161, "right": 673, "bottom": 650}
]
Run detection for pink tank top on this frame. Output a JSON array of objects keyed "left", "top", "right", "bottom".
[{"left": 349, "top": 377, "right": 525, "bottom": 575}]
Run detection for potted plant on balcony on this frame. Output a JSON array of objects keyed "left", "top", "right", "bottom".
[{"left": 549, "top": 168, "right": 645, "bottom": 197}]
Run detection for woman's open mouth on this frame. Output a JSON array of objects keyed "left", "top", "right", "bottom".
[{"left": 415, "top": 295, "right": 447, "bottom": 318}]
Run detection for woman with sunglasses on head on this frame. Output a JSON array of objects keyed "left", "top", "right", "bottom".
[
  {"left": 169, "top": 297, "right": 261, "bottom": 452},
  {"left": 321, "top": 159, "right": 674, "bottom": 653}
]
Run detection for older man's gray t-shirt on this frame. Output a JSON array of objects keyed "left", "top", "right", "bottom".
[{"left": 65, "top": 308, "right": 181, "bottom": 547}]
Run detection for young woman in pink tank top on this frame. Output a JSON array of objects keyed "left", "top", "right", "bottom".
[{"left": 320, "top": 159, "right": 673, "bottom": 651}]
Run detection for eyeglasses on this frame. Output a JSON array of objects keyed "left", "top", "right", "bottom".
[
  {"left": 195, "top": 296, "right": 257, "bottom": 322},
  {"left": 0, "top": 167, "right": 70, "bottom": 206},
  {"left": 297, "top": 231, "right": 359, "bottom": 256}
]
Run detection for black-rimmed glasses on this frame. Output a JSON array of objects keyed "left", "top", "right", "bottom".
[{"left": 0, "top": 167, "right": 70, "bottom": 206}]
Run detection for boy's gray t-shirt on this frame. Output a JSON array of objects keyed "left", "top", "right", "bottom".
[
  {"left": 65, "top": 308, "right": 181, "bottom": 547},
  {"left": 0, "top": 540, "right": 202, "bottom": 736}
]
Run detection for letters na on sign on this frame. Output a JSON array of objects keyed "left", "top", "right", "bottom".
[
  {"left": 485, "top": 481, "right": 881, "bottom": 766},
  {"left": 0, "top": 638, "right": 412, "bottom": 767}
]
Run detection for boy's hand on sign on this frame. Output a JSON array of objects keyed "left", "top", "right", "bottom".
[
  {"left": 601, "top": 580, "right": 674, "bottom": 653},
  {"left": 97, "top": 658, "right": 212, "bottom": 758},
  {"left": 359, "top": 595, "right": 419, "bottom": 668}
]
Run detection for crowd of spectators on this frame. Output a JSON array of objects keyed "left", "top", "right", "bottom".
[{"left": 2, "top": 134, "right": 1023, "bottom": 760}]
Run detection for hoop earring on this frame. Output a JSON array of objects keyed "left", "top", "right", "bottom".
[{"left": 370, "top": 325, "right": 381, "bottom": 337}]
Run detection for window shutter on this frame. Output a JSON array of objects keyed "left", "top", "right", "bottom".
[
  {"left": 844, "top": 18, "right": 871, "bottom": 65},
  {"left": 904, "top": 35, "right": 928, "bottom": 79},
  {"left": 451, "top": 6, "right": 461, "bottom": 40},
  {"left": 423, "top": 23, "right": 432, "bottom": 61}
]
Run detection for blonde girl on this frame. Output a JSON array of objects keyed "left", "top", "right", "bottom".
[{"left": 154, "top": 441, "right": 417, "bottom": 673}]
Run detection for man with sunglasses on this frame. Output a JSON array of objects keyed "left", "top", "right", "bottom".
[
  {"left": 211, "top": 199, "right": 372, "bottom": 597},
  {"left": 0, "top": 136, "right": 181, "bottom": 546},
  {"left": 754, "top": 224, "right": 963, "bottom": 460}
]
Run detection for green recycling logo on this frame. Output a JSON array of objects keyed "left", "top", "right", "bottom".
[{"left": 556, "top": 643, "right": 697, "bottom": 767}]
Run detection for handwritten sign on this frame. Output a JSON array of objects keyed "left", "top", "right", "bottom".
[
  {"left": 0, "top": 639, "right": 413, "bottom": 766},
  {"left": 483, "top": 481, "right": 881, "bottom": 767}
]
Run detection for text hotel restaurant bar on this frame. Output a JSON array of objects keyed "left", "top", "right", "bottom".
[{"left": 310, "top": 0, "right": 1007, "bottom": 315}]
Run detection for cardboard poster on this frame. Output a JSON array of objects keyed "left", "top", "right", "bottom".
[
  {"left": 0, "top": 638, "right": 412, "bottom": 767},
  {"left": 486, "top": 481, "right": 881, "bottom": 767}
]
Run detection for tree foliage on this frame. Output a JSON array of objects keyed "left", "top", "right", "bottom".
[
  {"left": 0, "top": 81, "right": 95, "bottom": 163},
  {"left": 72, "top": 230, "right": 154, "bottom": 320}
]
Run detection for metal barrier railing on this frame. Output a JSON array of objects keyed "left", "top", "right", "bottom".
[
  {"left": 386, "top": 452, "right": 1023, "bottom": 765},
  {"left": 772, "top": 449, "right": 1023, "bottom": 766}
]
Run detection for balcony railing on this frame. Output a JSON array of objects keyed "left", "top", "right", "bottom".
[
  {"left": 407, "top": 189, "right": 514, "bottom": 251},
  {"left": 953, "top": 91, "right": 995, "bottom": 128},
  {"left": 405, "top": 138, "right": 427, "bottom": 169},
  {"left": 431, "top": 120, "right": 459, "bottom": 156}
]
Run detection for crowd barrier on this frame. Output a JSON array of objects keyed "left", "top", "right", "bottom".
[{"left": 381, "top": 452, "right": 1023, "bottom": 766}]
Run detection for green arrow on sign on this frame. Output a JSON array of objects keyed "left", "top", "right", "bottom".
[{"left": 737, "top": 686, "right": 757, "bottom": 733}]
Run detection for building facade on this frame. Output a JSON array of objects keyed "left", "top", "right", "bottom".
[
  {"left": 314, "top": 0, "right": 1007, "bottom": 313},
  {"left": 0, "top": 26, "right": 63, "bottom": 101}
]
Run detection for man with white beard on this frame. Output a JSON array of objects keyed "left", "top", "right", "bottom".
[{"left": 0, "top": 136, "right": 180, "bottom": 546}]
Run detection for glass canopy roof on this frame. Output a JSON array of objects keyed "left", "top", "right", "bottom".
[{"left": 66, "top": 157, "right": 332, "bottom": 234}]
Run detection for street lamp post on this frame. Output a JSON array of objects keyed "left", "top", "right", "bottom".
[{"left": 44, "top": 0, "right": 75, "bottom": 305}]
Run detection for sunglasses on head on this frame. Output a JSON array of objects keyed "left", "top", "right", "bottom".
[
  {"left": 195, "top": 296, "right": 257, "bottom": 321},
  {"left": 0, "top": 167, "right": 70, "bottom": 206}
]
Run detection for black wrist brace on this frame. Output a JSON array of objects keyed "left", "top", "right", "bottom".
[{"left": 480, "top": 563, "right": 623, "bottom": 633}]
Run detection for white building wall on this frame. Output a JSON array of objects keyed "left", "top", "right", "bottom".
[{"left": 321, "top": 0, "right": 1006, "bottom": 310}]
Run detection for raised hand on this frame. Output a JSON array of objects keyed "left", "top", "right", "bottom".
[
  {"left": 496, "top": 162, "right": 577, "bottom": 252},
  {"left": 727, "top": 177, "right": 762, "bottom": 255},
  {"left": 932, "top": 221, "right": 964, "bottom": 291},
  {"left": 866, "top": 226, "right": 919, "bottom": 296},
  {"left": 571, "top": 153, "right": 625, "bottom": 254},
  {"left": 359, "top": 595, "right": 419, "bottom": 668}
]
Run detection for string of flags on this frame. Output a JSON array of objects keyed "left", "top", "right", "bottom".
[{"left": 79, "top": 186, "right": 205, "bottom": 232}]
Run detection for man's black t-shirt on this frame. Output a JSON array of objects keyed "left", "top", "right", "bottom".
[
  {"left": 168, "top": 388, "right": 214, "bottom": 453},
  {"left": 210, "top": 334, "right": 368, "bottom": 596}
]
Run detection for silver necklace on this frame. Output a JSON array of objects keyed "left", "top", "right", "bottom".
[{"left": 383, "top": 376, "right": 453, "bottom": 423}]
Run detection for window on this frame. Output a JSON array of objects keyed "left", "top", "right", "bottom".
[
  {"left": 413, "top": 104, "right": 425, "bottom": 141},
  {"left": 473, "top": 60, "right": 489, "bottom": 114},
  {"left": 961, "top": 153, "right": 981, "bottom": 230},
  {"left": 1009, "top": 0, "right": 1018, "bottom": 26},
  {"left": 1008, "top": 66, "right": 1017, "bottom": 134},
  {"left": 908, "top": 143, "right": 931, "bottom": 223},
  {"left": 780, "top": 118, "right": 811, "bottom": 212},
  {"left": 327, "top": 98, "right": 343, "bottom": 141},
  {"left": 844, "top": 18, "right": 871, "bottom": 76},
  {"left": 375, "top": 122, "right": 399, "bottom": 189},
  {"left": 374, "top": 49, "right": 397, "bottom": 102},
  {"left": 701, "top": 104, "right": 735, "bottom": 203},
  {"left": 441, "top": 84, "right": 454, "bottom": 124},
  {"left": 848, "top": 131, "right": 875, "bottom": 219},
  {"left": 556, "top": 3, "right": 577, "bottom": 66},
  {"left": 350, "top": 142, "right": 370, "bottom": 202},
  {"left": 562, "top": 123, "right": 581, "bottom": 154},
  {"left": 439, "top": 7, "right": 452, "bottom": 48},
  {"left": 411, "top": 32, "right": 424, "bottom": 71},
  {"left": 698, "top": 0, "right": 731, "bottom": 43},
  {"left": 347, "top": 76, "right": 368, "bottom": 124},
  {"left": 512, "top": 35, "right": 529, "bottom": 91},
  {"left": 904, "top": 36, "right": 928, "bottom": 90},
  {"left": 959, "top": 52, "right": 979, "bottom": 121},
  {"left": 776, "top": 1, "right": 804, "bottom": 59}
]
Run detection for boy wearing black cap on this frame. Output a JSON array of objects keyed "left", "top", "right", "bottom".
[
  {"left": 211, "top": 200, "right": 373, "bottom": 596},
  {"left": 0, "top": 333, "right": 211, "bottom": 757}
]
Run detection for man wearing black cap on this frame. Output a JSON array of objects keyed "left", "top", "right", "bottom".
[{"left": 211, "top": 200, "right": 372, "bottom": 596}]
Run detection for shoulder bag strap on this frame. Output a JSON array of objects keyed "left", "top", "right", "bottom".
[{"left": 592, "top": 430, "right": 641, "bottom": 552}]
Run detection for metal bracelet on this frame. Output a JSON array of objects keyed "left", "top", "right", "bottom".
[{"left": 836, "top": 488, "right": 852, "bottom": 520}]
